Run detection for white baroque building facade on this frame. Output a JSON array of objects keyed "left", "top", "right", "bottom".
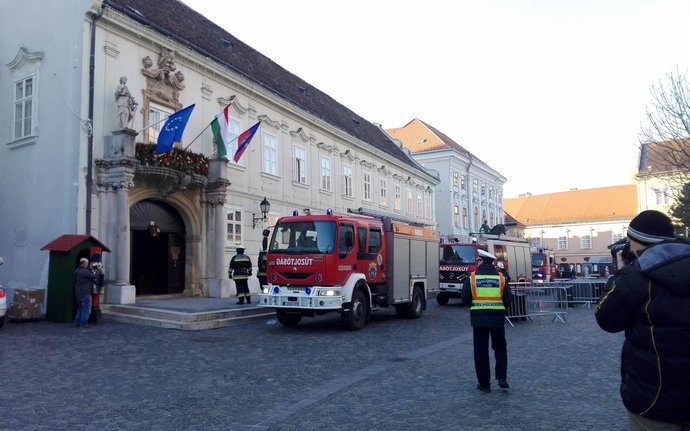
[
  {"left": 387, "top": 119, "right": 506, "bottom": 241},
  {"left": 0, "top": 0, "right": 438, "bottom": 305}
]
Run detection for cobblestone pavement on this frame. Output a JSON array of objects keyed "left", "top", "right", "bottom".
[{"left": 0, "top": 301, "right": 628, "bottom": 430}]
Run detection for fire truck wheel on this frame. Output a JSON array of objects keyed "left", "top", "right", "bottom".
[
  {"left": 407, "top": 286, "right": 424, "bottom": 319},
  {"left": 436, "top": 293, "right": 449, "bottom": 306},
  {"left": 340, "top": 289, "right": 368, "bottom": 331},
  {"left": 276, "top": 310, "right": 302, "bottom": 327}
]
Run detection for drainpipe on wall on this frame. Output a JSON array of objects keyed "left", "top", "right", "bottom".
[{"left": 86, "top": 4, "right": 105, "bottom": 234}]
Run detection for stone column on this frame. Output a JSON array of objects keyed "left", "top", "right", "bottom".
[
  {"left": 99, "top": 129, "right": 138, "bottom": 304},
  {"left": 206, "top": 158, "right": 232, "bottom": 298}
]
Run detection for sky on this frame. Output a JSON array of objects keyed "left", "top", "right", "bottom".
[{"left": 181, "top": 0, "right": 690, "bottom": 197}]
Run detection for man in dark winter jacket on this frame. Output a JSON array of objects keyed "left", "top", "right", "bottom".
[
  {"left": 595, "top": 210, "right": 690, "bottom": 430},
  {"left": 462, "top": 248, "right": 512, "bottom": 393}
]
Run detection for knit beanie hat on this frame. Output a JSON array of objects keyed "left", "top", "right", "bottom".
[{"left": 627, "top": 210, "right": 675, "bottom": 245}]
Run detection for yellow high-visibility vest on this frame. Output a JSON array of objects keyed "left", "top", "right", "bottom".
[{"left": 470, "top": 272, "right": 506, "bottom": 311}]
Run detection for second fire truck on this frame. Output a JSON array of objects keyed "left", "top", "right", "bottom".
[{"left": 437, "top": 234, "right": 531, "bottom": 305}]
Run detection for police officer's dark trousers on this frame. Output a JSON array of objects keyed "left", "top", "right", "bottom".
[{"left": 473, "top": 326, "right": 508, "bottom": 387}]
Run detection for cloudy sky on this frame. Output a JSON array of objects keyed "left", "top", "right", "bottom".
[{"left": 182, "top": 0, "right": 690, "bottom": 197}]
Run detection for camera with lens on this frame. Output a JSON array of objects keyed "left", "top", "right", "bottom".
[{"left": 609, "top": 239, "right": 635, "bottom": 271}]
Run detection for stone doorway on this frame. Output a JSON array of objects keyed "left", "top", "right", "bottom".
[{"left": 130, "top": 200, "right": 186, "bottom": 296}]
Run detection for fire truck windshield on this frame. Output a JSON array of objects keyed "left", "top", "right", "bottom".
[
  {"left": 440, "top": 245, "right": 477, "bottom": 264},
  {"left": 269, "top": 221, "right": 336, "bottom": 254},
  {"left": 531, "top": 253, "right": 546, "bottom": 267}
]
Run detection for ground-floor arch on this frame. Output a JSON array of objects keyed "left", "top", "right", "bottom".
[{"left": 130, "top": 199, "right": 186, "bottom": 295}]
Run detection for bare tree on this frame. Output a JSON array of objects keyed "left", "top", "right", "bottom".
[{"left": 638, "top": 67, "right": 690, "bottom": 190}]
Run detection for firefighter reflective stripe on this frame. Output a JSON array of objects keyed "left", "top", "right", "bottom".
[
  {"left": 229, "top": 255, "right": 252, "bottom": 280},
  {"left": 470, "top": 272, "right": 506, "bottom": 311}
]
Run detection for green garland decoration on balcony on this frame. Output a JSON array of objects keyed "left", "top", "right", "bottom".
[{"left": 135, "top": 143, "right": 209, "bottom": 177}]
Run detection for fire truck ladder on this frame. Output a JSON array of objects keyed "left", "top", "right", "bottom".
[{"left": 346, "top": 207, "right": 432, "bottom": 228}]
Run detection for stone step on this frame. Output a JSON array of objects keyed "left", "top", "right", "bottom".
[{"left": 100, "top": 303, "right": 276, "bottom": 331}]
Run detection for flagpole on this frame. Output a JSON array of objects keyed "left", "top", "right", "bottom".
[
  {"left": 188, "top": 97, "right": 236, "bottom": 152},
  {"left": 135, "top": 116, "right": 168, "bottom": 134},
  {"left": 183, "top": 121, "right": 213, "bottom": 151}
]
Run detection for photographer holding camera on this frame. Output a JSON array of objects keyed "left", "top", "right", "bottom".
[{"left": 595, "top": 210, "right": 690, "bottom": 430}]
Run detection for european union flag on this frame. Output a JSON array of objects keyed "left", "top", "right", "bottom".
[{"left": 155, "top": 104, "right": 195, "bottom": 153}]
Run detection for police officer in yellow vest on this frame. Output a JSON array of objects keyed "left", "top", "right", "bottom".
[
  {"left": 461, "top": 248, "right": 512, "bottom": 393},
  {"left": 229, "top": 247, "right": 253, "bottom": 304}
]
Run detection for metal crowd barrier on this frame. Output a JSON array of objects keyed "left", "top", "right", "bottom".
[
  {"left": 505, "top": 283, "right": 569, "bottom": 327},
  {"left": 548, "top": 279, "right": 608, "bottom": 308}
]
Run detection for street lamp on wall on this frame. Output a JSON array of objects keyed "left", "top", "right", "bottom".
[{"left": 252, "top": 197, "right": 271, "bottom": 229}]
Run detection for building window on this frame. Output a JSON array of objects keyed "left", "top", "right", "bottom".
[
  {"left": 407, "top": 189, "right": 413, "bottom": 214},
  {"left": 461, "top": 175, "right": 466, "bottom": 191},
  {"left": 146, "top": 104, "right": 173, "bottom": 145},
  {"left": 379, "top": 178, "right": 387, "bottom": 207},
  {"left": 263, "top": 133, "right": 277, "bottom": 175},
  {"left": 558, "top": 236, "right": 568, "bottom": 250},
  {"left": 481, "top": 184, "right": 486, "bottom": 196},
  {"left": 226, "top": 118, "right": 241, "bottom": 159},
  {"left": 320, "top": 157, "right": 331, "bottom": 191},
  {"left": 473, "top": 207, "right": 479, "bottom": 229},
  {"left": 612, "top": 233, "right": 623, "bottom": 243},
  {"left": 394, "top": 184, "right": 402, "bottom": 211},
  {"left": 655, "top": 189, "right": 662, "bottom": 205},
  {"left": 14, "top": 75, "right": 35, "bottom": 139},
  {"left": 363, "top": 172, "right": 371, "bottom": 200},
  {"left": 490, "top": 211, "right": 494, "bottom": 226},
  {"left": 453, "top": 205, "right": 460, "bottom": 227},
  {"left": 452, "top": 171, "right": 459, "bottom": 188},
  {"left": 294, "top": 146, "right": 307, "bottom": 184},
  {"left": 417, "top": 191, "right": 423, "bottom": 216},
  {"left": 226, "top": 208, "right": 242, "bottom": 247},
  {"left": 462, "top": 207, "right": 468, "bottom": 229},
  {"left": 531, "top": 237, "right": 542, "bottom": 248},
  {"left": 472, "top": 178, "right": 478, "bottom": 193},
  {"left": 664, "top": 187, "right": 673, "bottom": 204},
  {"left": 581, "top": 235, "right": 592, "bottom": 249},
  {"left": 426, "top": 189, "right": 433, "bottom": 218},
  {"left": 343, "top": 165, "right": 353, "bottom": 197}
]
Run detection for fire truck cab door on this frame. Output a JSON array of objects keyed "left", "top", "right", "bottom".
[{"left": 356, "top": 226, "right": 384, "bottom": 284}]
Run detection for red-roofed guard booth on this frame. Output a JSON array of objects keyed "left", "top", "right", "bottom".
[{"left": 41, "top": 235, "right": 110, "bottom": 323}]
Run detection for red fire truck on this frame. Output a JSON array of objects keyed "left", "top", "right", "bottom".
[
  {"left": 437, "top": 234, "right": 531, "bottom": 305},
  {"left": 257, "top": 208, "right": 439, "bottom": 330},
  {"left": 531, "top": 247, "right": 557, "bottom": 283}
]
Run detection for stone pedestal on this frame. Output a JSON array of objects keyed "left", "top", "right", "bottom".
[
  {"left": 208, "top": 278, "right": 233, "bottom": 298},
  {"left": 105, "top": 283, "right": 136, "bottom": 304},
  {"left": 105, "top": 129, "right": 137, "bottom": 159}
]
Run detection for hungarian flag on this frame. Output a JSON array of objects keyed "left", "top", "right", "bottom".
[
  {"left": 210, "top": 102, "right": 233, "bottom": 159},
  {"left": 233, "top": 121, "right": 261, "bottom": 163}
]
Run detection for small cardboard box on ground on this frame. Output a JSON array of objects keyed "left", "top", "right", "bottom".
[{"left": 9, "top": 288, "right": 45, "bottom": 320}]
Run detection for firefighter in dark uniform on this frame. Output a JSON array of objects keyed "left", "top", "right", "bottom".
[
  {"left": 461, "top": 248, "right": 512, "bottom": 393},
  {"left": 256, "top": 251, "right": 268, "bottom": 291},
  {"left": 229, "top": 247, "right": 253, "bottom": 304}
]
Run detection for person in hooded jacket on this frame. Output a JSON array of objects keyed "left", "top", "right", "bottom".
[{"left": 595, "top": 210, "right": 690, "bottom": 430}]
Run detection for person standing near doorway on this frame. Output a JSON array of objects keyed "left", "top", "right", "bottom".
[
  {"left": 74, "top": 258, "right": 97, "bottom": 328},
  {"left": 462, "top": 249, "right": 512, "bottom": 393},
  {"left": 229, "top": 248, "right": 252, "bottom": 304}
]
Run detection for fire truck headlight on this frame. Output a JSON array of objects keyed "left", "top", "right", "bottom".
[
  {"left": 318, "top": 289, "right": 341, "bottom": 297},
  {"left": 261, "top": 286, "right": 270, "bottom": 294}
]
